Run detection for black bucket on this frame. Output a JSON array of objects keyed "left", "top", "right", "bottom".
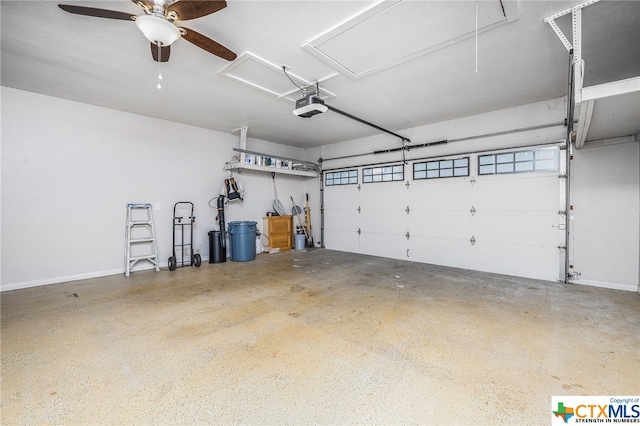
[{"left": 208, "top": 230, "right": 226, "bottom": 263}]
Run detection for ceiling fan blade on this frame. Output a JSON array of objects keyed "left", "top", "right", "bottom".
[
  {"left": 58, "top": 4, "right": 135, "bottom": 21},
  {"left": 167, "top": 1, "right": 227, "bottom": 21},
  {"left": 150, "top": 43, "right": 170, "bottom": 62},
  {"left": 181, "top": 27, "right": 236, "bottom": 61}
]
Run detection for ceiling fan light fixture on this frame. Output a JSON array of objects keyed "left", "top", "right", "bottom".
[{"left": 135, "top": 15, "right": 181, "bottom": 46}]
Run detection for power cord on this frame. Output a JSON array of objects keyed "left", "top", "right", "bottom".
[{"left": 283, "top": 66, "right": 306, "bottom": 96}]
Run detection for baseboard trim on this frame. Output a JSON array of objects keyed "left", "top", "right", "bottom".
[
  {"left": 1, "top": 256, "right": 211, "bottom": 292},
  {"left": 1, "top": 268, "right": 124, "bottom": 292},
  {"left": 569, "top": 278, "right": 638, "bottom": 293}
]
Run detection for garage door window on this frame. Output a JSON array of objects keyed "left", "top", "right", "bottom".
[
  {"left": 414, "top": 157, "right": 469, "bottom": 179},
  {"left": 363, "top": 165, "right": 404, "bottom": 183},
  {"left": 478, "top": 147, "right": 559, "bottom": 175},
  {"left": 326, "top": 170, "right": 358, "bottom": 186}
]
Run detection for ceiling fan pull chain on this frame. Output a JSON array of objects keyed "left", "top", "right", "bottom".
[{"left": 157, "top": 43, "right": 163, "bottom": 89}]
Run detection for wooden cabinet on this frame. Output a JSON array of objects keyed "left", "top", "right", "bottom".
[{"left": 262, "top": 215, "right": 293, "bottom": 252}]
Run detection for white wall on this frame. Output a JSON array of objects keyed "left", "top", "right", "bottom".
[
  {"left": 1, "top": 87, "right": 310, "bottom": 291},
  {"left": 571, "top": 137, "right": 640, "bottom": 292}
]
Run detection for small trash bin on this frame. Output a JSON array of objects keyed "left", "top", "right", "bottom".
[
  {"left": 208, "top": 230, "right": 226, "bottom": 264},
  {"left": 228, "top": 221, "right": 257, "bottom": 262},
  {"left": 294, "top": 234, "right": 306, "bottom": 251}
]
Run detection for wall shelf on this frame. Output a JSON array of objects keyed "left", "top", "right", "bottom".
[
  {"left": 224, "top": 147, "right": 320, "bottom": 178},
  {"left": 223, "top": 162, "right": 319, "bottom": 178}
]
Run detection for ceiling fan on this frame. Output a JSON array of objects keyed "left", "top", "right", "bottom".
[{"left": 58, "top": 0, "right": 236, "bottom": 62}]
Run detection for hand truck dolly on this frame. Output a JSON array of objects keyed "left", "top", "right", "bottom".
[{"left": 168, "top": 201, "right": 202, "bottom": 271}]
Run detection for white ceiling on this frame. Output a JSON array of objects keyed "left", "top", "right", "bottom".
[{"left": 2, "top": 0, "right": 638, "bottom": 148}]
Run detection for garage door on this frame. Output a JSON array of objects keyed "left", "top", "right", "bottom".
[{"left": 323, "top": 146, "right": 565, "bottom": 282}]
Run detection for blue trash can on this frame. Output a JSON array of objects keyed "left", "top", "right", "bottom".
[{"left": 228, "top": 221, "right": 257, "bottom": 262}]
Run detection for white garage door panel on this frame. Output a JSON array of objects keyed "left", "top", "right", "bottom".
[
  {"left": 324, "top": 184, "right": 360, "bottom": 252},
  {"left": 407, "top": 178, "right": 473, "bottom": 269},
  {"left": 325, "top": 208, "right": 360, "bottom": 230},
  {"left": 325, "top": 184, "right": 359, "bottom": 205},
  {"left": 358, "top": 179, "right": 407, "bottom": 258},
  {"left": 361, "top": 209, "right": 406, "bottom": 234},
  {"left": 324, "top": 209, "right": 360, "bottom": 251},
  {"left": 473, "top": 241, "right": 559, "bottom": 281},
  {"left": 408, "top": 236, "right": 474, "bottom": 269},
  {"left": 324, "top": 203, "right": 360, "bottom": 228},
  {"left": 360, "top": 182, "right": 407, "bottom": 208},
  {"left": 473, "top": 211, "right": 559, "bottom": 246},
  {"left": 409, "top": 211, "right": 471, "bottom": 239},
  {"left": 471, "top": 172, "right": 561, "bottom": 281},
  {"left": 361, "top": 232, "right": 406, "bottom": 259},
  {"left": 325, "top": 230, "right": 361, "bottom": 252},
  {"left": 474, "top": 174, "right": 559, "bottom": 211},
  {"left": 410, "top": 179, "right": 473, "bottom": 210}
]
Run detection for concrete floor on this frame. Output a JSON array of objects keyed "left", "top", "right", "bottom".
[{"left": 1, "top": 249, "right": 639, "bottom": 425}]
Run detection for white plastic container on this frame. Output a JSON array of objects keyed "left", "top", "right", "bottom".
[{"left": 294, "top": 234, "right": 305, "bottom": 251}]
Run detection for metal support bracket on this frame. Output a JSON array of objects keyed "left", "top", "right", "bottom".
[
  {"left": 545, "top": 17, "right": 572, "bottom": 51},
  {"left": 544, "top": 0, "right": 599, "bottom": 56}
]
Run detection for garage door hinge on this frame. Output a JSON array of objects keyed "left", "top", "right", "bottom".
[
  {"left": 470, "top": 206, "right": 476, "bottom": 216},
  {"left": 406, "top": 206, "right": 410, "bottom": 215},
  {"left": 357, "top": 206, "right": 361, "bottom": 213},
  {"left": 357, "top": 184, "right": 361, "bottom": 191},
  {"left": 568, "top": 271, "right": 582, "bottom": 280},
  {"left": 558, "top": 210, "right": 566, "bottom": 215},
  {"left": 357, "top": 228, "right": 361, "bottom": 236},
  {"left": 405, "top": 231, "right": 410, "bottom": 240},
  {"left": 470, "top": 235, "right": 476, "bottom": 246},
  {"left": 405, "top": 180, "right": 410, "bottom": 189},
  {"left": 558, "top": 174, "right": 568, "bottom": 179},
  {"left": 558, "top": 245, "right": 566, "bottom": 251},
  {"left": 470, "top": 177, "right": 476, "bottom": 186}
]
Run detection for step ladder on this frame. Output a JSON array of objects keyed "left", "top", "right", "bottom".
[{"left": 125, "top": 203, "right": 160, "bottom": 277}]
